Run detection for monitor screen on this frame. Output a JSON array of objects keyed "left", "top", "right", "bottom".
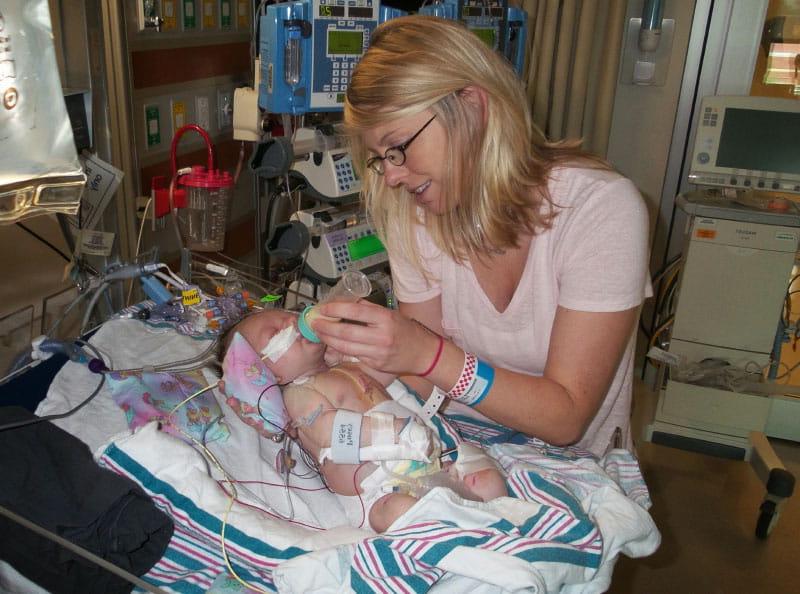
[
  {"left": 716, "top": 108, "right": 800, "bottom": 175},
  {"left": 328, "top": 30, "right": 363, "bottom": 55},
  {"left": 689, "top": 96, "right": 800, "bottom": 193}
]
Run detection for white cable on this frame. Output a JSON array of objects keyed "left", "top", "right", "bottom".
[
  {"left": 157, "top": 264, "right": 188, "bottom": 288},
  {"left": 128, "top": 197, "right": 154, "bottom": 306},
  {"left": 153, "top": 271, "right": 185, "bottom": 291}
]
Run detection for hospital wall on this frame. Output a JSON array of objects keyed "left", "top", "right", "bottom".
[{"left": 0, "top": 0, "right": 752, "bottom": 374}]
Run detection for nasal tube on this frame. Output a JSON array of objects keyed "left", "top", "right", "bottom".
[{"left": 298, "top": 271, "right": 372, "bottom": 343}]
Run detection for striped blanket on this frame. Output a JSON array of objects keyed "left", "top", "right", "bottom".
[{"left": 96, "top": 395, "right": 659, "bottom": 594}]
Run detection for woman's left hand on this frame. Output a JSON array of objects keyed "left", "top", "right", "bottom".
[{"left": 311, "top": 301, "right": 434, "bottom": 375}]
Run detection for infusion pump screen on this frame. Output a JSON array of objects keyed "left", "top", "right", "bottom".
[
  {"left": 319, "top": 5, "right": 345, "bottom": 17},
  {"left": 472, "top": 27, "right": 496, "bottom": 48},
  {"left": 717, "top": 108, "right": 800, "bottom": 175},
  {"left": 328, "top": 30, "right": 364, "bottom": 55}
]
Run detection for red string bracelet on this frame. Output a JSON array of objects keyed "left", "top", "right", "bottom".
[{"left": 419, "top": 334, "right": 445, "bottom": 378}]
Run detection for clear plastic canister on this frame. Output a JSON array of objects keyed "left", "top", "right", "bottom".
[
  {"left": 177, "top": 166, "right": 234, "bottom": 251},
  {"left": 298, "top": 271, "right": 372, "bottom": 343}
]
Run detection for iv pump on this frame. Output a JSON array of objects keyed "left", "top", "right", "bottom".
[{"left": 259, "top": 0, "right": 406, "bottom": 115}]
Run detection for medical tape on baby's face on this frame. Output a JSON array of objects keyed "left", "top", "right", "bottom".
[{"left": 261, "top": 324, "right": 299, "bottom": 362}]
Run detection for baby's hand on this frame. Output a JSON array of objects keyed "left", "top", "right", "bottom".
[{"left": 323, "top": 346, "right": 346, "bottom": 367}]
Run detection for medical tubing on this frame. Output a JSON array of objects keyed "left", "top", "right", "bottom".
[
  {"left": 378, "top": 459, "right": 475, "bottom": 500},
  {"left": 419, "top": 333, "right": 445, "bottom": 378},
  {"left": 80, "top": 281, "right": 110, "bottom": 335},
  {"left": 158, "top": 263, "right": 188, "bottom": 287},
  {"left": 168, "top": 173, "right": 185, "bottom": 249},
  {"left": 127, "top": 197, "right": 155, "bottom": 306},
  {"left": 104, "top": 338, "right": 219, "bottom": 375},
  {"left": 102, "top": 262, "right": 160, "bottom": 282},
  {"left": 46, "top": 288, "right": 92, "bottom": 339},
  {"left": 154, "top": 270, "right": 183, "bottom": 290},
  {"left": 190, "top": 253, "right": 280, "bottom": 297},
  {"left": 35, "top": 339, "right": 89, "bottom": 363},
  {"left": 0, "top": 362, "right": 106, "bottom": 432}
]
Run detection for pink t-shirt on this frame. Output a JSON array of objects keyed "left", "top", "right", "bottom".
[{"left": 390, "top": 166, "right": 653, "bottom": 457}]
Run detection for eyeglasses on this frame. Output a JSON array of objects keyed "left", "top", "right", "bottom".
[{"left": 366, "top": 115, "right": 437, "bottom": 175}]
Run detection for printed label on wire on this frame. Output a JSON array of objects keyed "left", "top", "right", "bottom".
[{"left": 181, "top": 286, "right": 201, "bottom": 306}]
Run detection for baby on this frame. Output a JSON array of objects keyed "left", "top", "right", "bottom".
[{"left": 221, "top": 308, "right": 507, "bottom": 533}]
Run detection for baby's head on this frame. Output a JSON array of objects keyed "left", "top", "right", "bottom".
[
  {"left": 219, "top": 309, "right": 327, "bottom": 439},
  {"left": 231, "top": 308, "right": 327, "bottom": 383}
]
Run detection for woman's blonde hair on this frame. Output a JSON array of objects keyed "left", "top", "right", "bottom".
[{"left": 344, "top": 15, "right": 605, "bottom": 267}]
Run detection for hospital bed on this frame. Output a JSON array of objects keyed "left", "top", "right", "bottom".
[{"left": 0, "top": 315, "right": 660, "bottom": 593}]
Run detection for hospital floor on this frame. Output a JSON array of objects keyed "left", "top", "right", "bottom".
[{"left": 608, "top": 379, "right": 800, "bottom": 593}]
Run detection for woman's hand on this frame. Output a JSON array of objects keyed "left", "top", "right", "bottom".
[{"left": 311, "top": 301, "right": 437, "bottom": 375}]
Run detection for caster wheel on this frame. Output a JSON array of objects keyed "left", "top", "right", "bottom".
[{"left": 756, "top": 500, "right": 778, "bottom": 539}]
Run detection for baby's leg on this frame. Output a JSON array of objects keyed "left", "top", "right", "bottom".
[
  {"left": 461, "top": 467, "right": 508, "bottom": 501},
  {"left": 368, "top": 493, "right": 418, "bottom": 533},
  {"left": 448, "top": 442, "right": 507, "bottom": 502}
]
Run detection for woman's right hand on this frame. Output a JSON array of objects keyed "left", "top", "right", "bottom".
[{"left": 310, "top": 300, "right": 438, "bottom": 376}]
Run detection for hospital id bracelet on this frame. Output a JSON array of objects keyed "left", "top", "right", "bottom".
[{"left": 447, "top": 352, "right": 494, "bottom": 407}]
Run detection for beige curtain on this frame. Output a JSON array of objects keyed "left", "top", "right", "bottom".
[{"left": 520, "top": 0, "right": 626, "bottom": 157}]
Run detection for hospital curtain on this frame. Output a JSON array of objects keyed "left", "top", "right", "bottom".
[{"left": 520, "top": 0, "right": 627, "bottom": 157}]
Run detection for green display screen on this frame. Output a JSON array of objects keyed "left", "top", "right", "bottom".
[
  {"left": 472, "top": 27, "right": 496, "bottom": 48},
  {"left": 328, "top": 30, "right": 363, "bottom": 55},
  {"left": 348, "top": 234, "right": 385, "bottom": 261}
]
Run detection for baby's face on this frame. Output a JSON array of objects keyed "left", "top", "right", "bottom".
[{"left": 236, "top": 309, "right": 326, "bottom": 382}]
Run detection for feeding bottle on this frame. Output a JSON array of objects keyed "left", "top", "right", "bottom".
[{"left": 297, "top": 271, "right": 372, "bottom": 343}]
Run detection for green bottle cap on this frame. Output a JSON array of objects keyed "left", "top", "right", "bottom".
[{"left": 297, "top": 305, "right": 321, "bottom": 343}]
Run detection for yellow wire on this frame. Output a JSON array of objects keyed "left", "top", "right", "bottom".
[
  {"left": 167, "top": 417, "right": 272, "bottom": 594},
  {"left": 164, "top": 376, "right": 274, "bottom": 592},
  {"left": 168, "top": 381, "right": 220, "bottom": 416},
  {"left": 649, "top": 315, "right": 674, "bottom": 350},
  {"left": 656, "top": 266, "right": 680, "bottom": 316}
]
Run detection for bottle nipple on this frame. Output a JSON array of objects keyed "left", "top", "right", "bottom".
[
  {"left": 297, "top": 271, "right": 372, "bottom": 343},
  {"left": 298, "top": 305, "right": 322, "bottom": 343}
]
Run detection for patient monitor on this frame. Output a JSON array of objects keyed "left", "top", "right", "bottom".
[
  {"left": 688, "top": 95, "right": 800, "bottom": 194},
  {"left": 648, "top": 95, "right": 800, "bottom": 537}
]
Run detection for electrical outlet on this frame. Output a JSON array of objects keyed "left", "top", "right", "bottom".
[
  {"left": 195, "top": 95, "right": 211, "bottom": 131},
  {"left": 144, "top": 104, "right": 162, "bottom": 149},
  {"left": 171, "top": 99, "right": 187, "bottom": 135},
  {"left": 217, "top": 88, "right": 233, "bottom": 130}
]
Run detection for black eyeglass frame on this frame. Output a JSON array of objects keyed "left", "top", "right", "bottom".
[{"left": 365, "top": 114, "right": 437, "bottom": 175}]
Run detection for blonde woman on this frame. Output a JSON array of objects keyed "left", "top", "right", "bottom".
[{"left": 312, "top": 15, "right": 652, "bottom": 457}]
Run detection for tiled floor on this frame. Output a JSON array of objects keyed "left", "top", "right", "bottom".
[{"left": 608, "top": 380, "right": 800, "bottom": 593}]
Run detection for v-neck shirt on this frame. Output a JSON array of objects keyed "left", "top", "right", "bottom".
[{"left": 389, "top": 166, "right": 653, "bottom": 456}]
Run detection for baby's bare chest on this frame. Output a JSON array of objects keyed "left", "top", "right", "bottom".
[{"left": 318, "top": 367, "right": 389, "bottom": 411}]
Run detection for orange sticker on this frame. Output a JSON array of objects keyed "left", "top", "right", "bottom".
[{"left": 696, "top": 228, "right": 716, "bottom": 239}]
